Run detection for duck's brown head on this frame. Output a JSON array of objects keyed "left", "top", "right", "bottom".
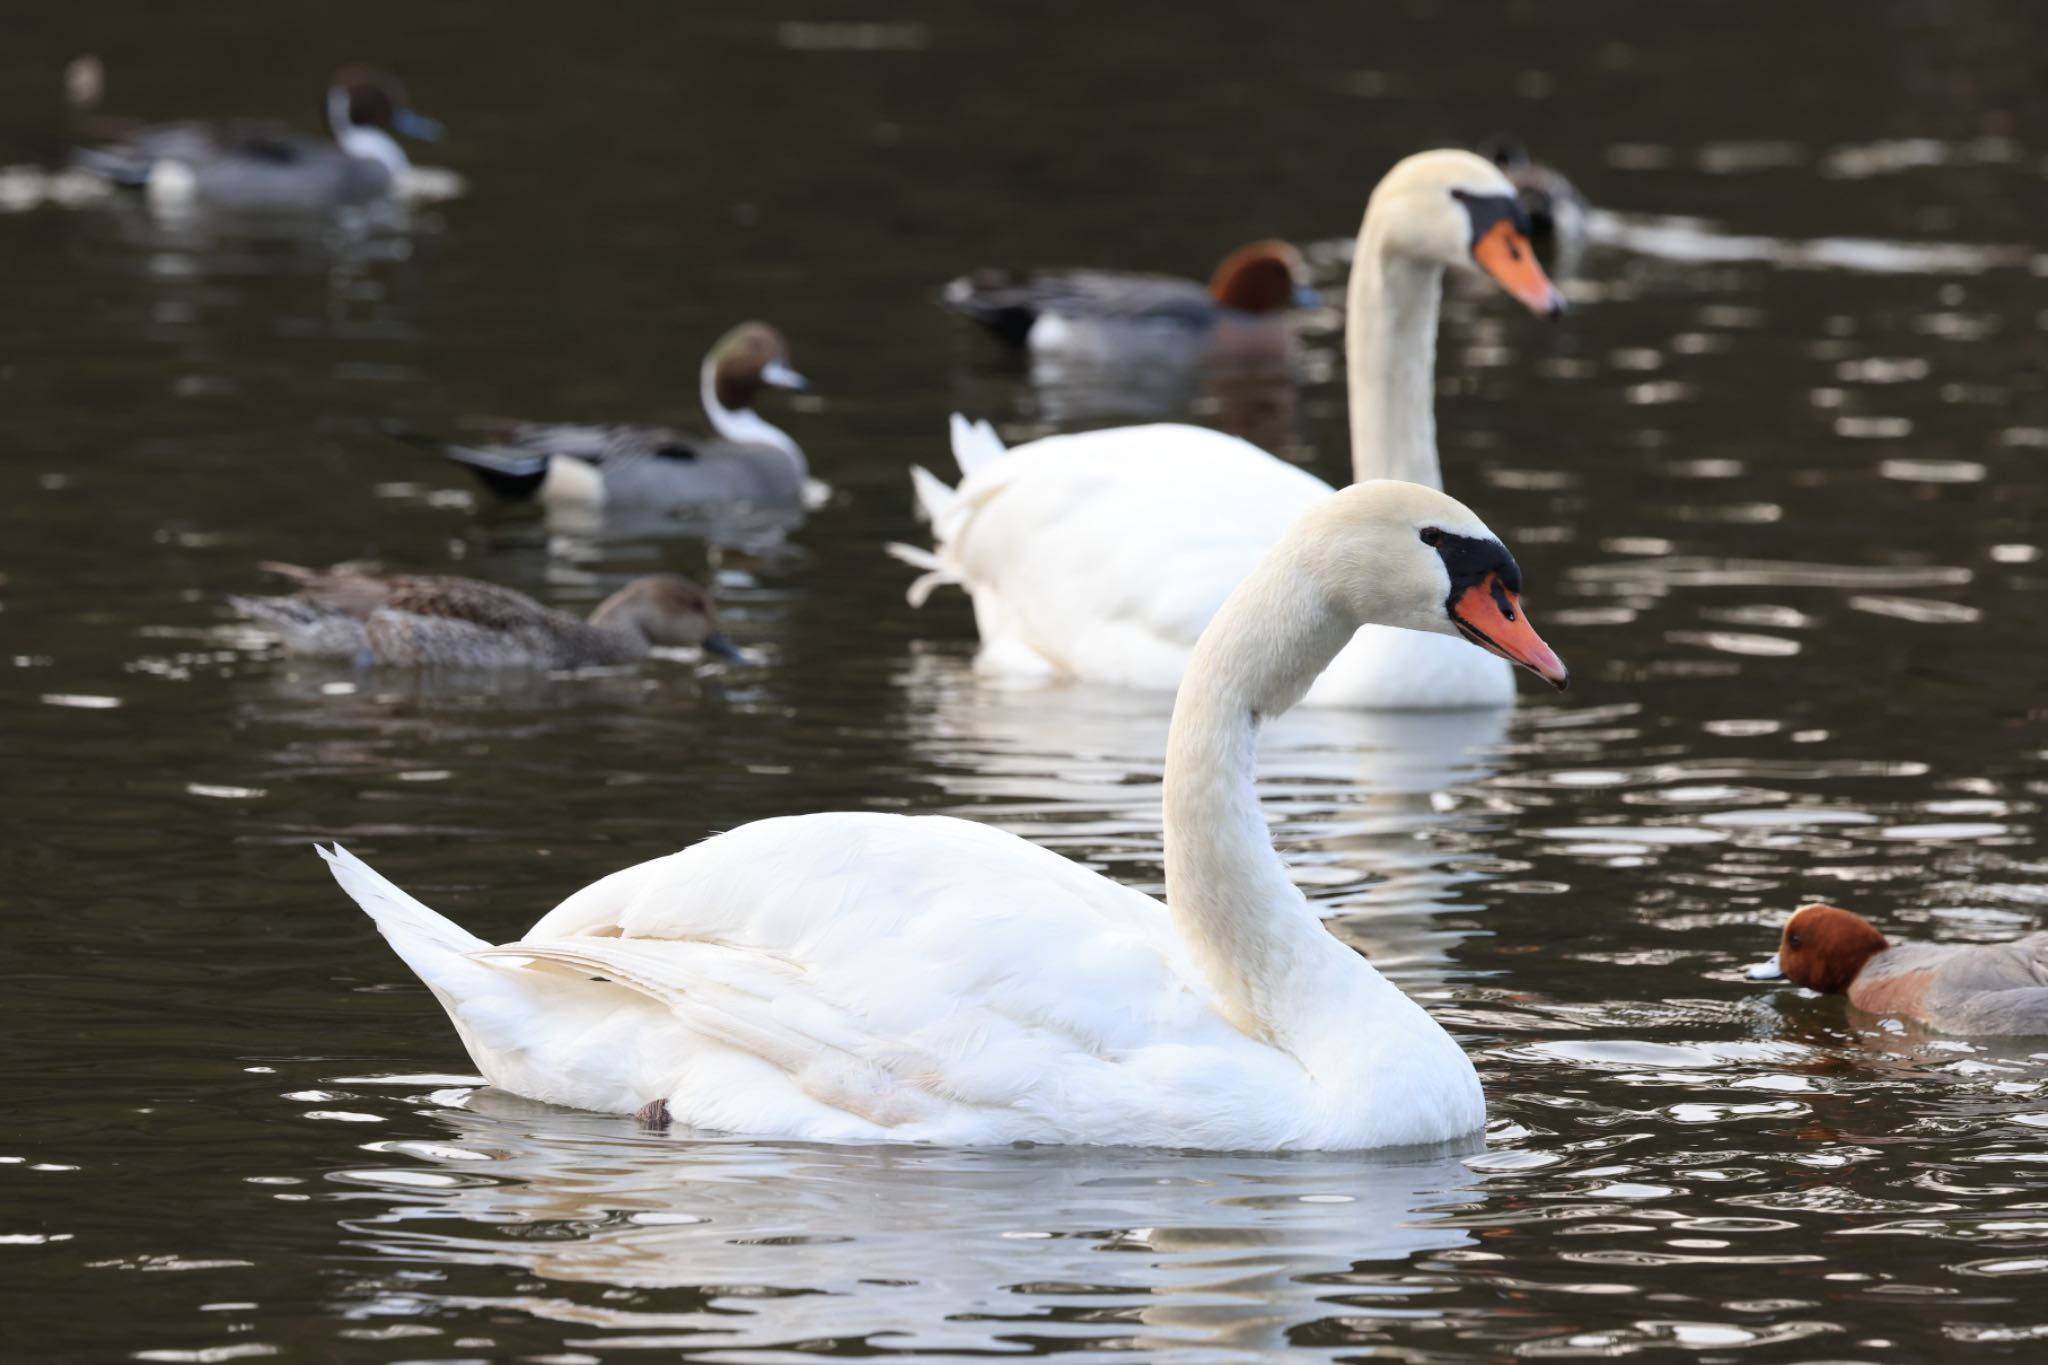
[
  {"left": 1748, "top": 903, "right": 1890, "bottom": 995},
  {"left": 707, "top": 322, "right": 806, "bottom": 414},
  {"left": 1207, "top": 240, "right": 1314, "bottom": 314}
]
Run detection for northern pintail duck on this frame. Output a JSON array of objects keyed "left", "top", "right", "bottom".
[
  {"left": 395, "top": 323, "right": 810, "bottom": 511},
  {"left": 72, "top": 66, "right": 441, "bottom": 210},
  {"left": 1748, "top": 903, "right": 2048, "bottom": 1037},
  {"left": 942, "top": 240, "right": 1317, "bottom": 361},
  {"left": 231, "top": 565, "right": 741, "bottom": 669},
  {"left": 1477, "top": 136, "right": 1588, "bottom": 258}
]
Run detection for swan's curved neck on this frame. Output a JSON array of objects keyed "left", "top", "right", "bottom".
[
  {"left": 701, "top": 360, "right": 802, "bottom": 464},
  {"left": 1345, "top": 227, "right": 1445, "bottom": 490},
  {"left": 1162, "top": 546, "right": 1372, "bottom": 1050}
]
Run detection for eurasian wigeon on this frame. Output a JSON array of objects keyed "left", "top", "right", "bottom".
[
  {"left": 73, "top": 66, "right": 442, "bottom": 210},
  {"left": 232, "top": 566, "right": 743, "bottom": 669},
  {"left": 1748, "top": 903, "right": 2048, "bottom": 1037},
  {"left": 941, "top": 239, "right": 1317, "bottom": 361},
  {"left": 390, "top": 323, "right": 809, "bottom": 510}
]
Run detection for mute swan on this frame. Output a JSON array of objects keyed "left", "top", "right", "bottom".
[
  {"left": 892, "top": 149, "right": 1563, "bottom": 709},
  {"left": 72, "top": 66, "right": 441, "bottom": 210},
  {"left": 943, "top": 239, "right": 1315, "bottom": 362},
  {"left": 233, "top": 567, "right": 740, "bottom": 667},
  {"left": 1747, "top": 904, "right": 2048, "bottom": 1037},
  {"left": 393, "top": 323, "right": 809, "bottom": 510},
  {"left": 324, "top": 479, "right": 1567, "bottom": 1149}
]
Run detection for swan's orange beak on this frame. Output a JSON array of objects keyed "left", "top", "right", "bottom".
[
  {"left": 1473, "top": 220, "right": 1566, "bottom": 317},
  {"left": 1450, "top": 575, "right": 1569, "bottom": 689}
]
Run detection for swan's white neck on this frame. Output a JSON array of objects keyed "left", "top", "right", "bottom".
[
  {"left": 701, "top": 359, "right": 803, "bottom": 464},
  {"left": 328, "top": 90, "right": 410, "bottom": 178},
  {"left": 1161, "top": 542, "right": 1380, "bottom": 1053},
  {"left": 1345, "top": 227, "right": 1445, "bottom": 489}
]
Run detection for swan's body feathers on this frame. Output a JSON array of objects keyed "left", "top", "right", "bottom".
[
  {"left": 325, "top": 813, "right": 1474, "bottom": 1149},
  {"left": 907, "top": 421, "right": 1511, "bottom": 705}
]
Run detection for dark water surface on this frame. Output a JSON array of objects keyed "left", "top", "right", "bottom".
[{"left": 5, "top": 2, "right": 2048, "bottom": 1360}]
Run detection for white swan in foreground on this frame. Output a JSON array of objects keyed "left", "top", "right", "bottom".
[
  {"left": 893, "top": 149, "right": 1563, "bottom": 710},
  {"left": 325, "top": 480, "right": 1568, "bottom": 1149}
]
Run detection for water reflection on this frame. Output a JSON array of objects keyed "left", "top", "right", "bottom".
[{"left": 333, "top": 1087, "right": 1482, "bottom": 1359}]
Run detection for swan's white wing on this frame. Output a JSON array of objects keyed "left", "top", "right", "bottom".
[
  {"left": 497, "top": 813, "right": 1296, "bottom": 1144},
  {"left": 929, "top": 424, "right": 1333, "bottom": 689}
]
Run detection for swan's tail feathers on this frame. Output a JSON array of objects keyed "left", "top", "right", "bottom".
[
  {"left": 948, "top": 413, "right": 1007, "bottom": 480},
  {"left": 381, "top": 420, "right": 549, "bottom": 503},
  {"left": 907, "top": 463, "right": 957, "bottom": 524},
  {"left": 884, "top": 542, "right": 957, "bottom": 608},
  {"left": 320, "top": 844, "right": 488, "bottom": 958}
]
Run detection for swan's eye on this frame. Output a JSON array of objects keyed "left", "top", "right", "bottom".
[{"left": 1419, "top": 527, "right": 1444, "bottom": 547}]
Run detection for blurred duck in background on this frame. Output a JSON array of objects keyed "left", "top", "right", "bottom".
[
  {"left": 231, "top": 566, "right": 742, "bottom": 669},
  {"left": 943, "top": 238, "right": 1317, "bottom": 366},
  {"left": 895, "top": 149, "right": 1564, "bottom": 711},
  {"left": 1748, "top": 903, "right": 2048, "bottom": 1037},
  {"left": 71, "top": 65, "right": 443, "bottom": 211},
  {"left": 393, "top": 323, "right": 812, "bottom": 514},
  {"left": 1478, "top": 135, "right": 1588, "bottom": 265}
]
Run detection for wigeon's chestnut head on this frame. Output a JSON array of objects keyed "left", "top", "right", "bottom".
[
  {"left": 1747, "top": 903, "right": 1890, "bottom": 995},
  {"left": 1206, "top": 240, "right": 1316, "bottom": 315}
]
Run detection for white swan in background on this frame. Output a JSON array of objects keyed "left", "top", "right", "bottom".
[
  {"left": 324, "top": 480, "right": 1568, "bottom": 1150},
  {"left": 892, "top": 148, "right": 1564, "bottom": 709}
]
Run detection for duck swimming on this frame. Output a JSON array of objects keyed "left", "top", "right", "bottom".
[
  {"left": 72, "top": 66, "right": 442, "bottom": 211},
  {"left": 894, "top": 149, "right": 1563, "bottom": 710},
  {"left": 942, "top": 239, "right": 1316, "bottom": 363},
  {"left": 395, "top": 323, "right": 810, "bottom": 512},
  {"left": 1748, "top": 903, "right": 2048, "bottom": 1037},
  {"left": 232, "top": 566, "right": 740, "bottom": 669},
  {"left": 323, "top": 479, "right": 1567, "bottom": 1149},
  {"left": 1477, "top": 136, "right": 1588, "bottom": 259}
]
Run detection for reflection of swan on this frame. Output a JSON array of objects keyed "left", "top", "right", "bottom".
[
  {"left": 325, "top": 483, "right": 1566, "bottom": 1147},
  {"left": 898, "top": 649, "right": 1511, "bottom": 983},
  {"left": 335, "top": 1089, "right": 1481, "bottom": 1358}
]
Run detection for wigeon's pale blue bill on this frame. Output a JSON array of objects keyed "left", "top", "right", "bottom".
[
  {"left": 393, "top": 109, "right": 444, "bottom": 142},
  {"left": 761, "top": 359, "right": 808, "bottom": 391},
  {"left": 1293, "top": 282, "right": 1320, "bottom": 308},
  {"left": 702, "top": 631, "right": 747, "bottom": 662},
  {"left": 1746, "top": 956, "right": 1784, "bottom": 981}
]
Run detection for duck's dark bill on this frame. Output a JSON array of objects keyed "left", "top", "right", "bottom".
[
  {"left": 702, "top": 632, "right": 747, "bottom": 662},
  {"left": 1450, "top": 576, "right": 1569, "bottom": 689},
  {"left": 1472, "top": 220, "right": 1566, "bottom": 316}
]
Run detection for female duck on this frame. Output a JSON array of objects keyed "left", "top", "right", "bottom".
[
  {"left": 73, "top": 66, "right": 442, "bottom": 210},
  {"left": 233, "top": 566, "right": 741, "bottom": 668},
  {"left": 324, "top": 480, "right": 1568, "bottom": 1149},
  {"left": 1748, "top": 903, "right": 2048, "bottom": 1037},
  {"left": 894, "top": 149, "right": 1563, "bottom": 710},
  {"left": 943, "top": 239, "right": 1316, "bottom": 363},
  {"left": 396, "top": 322, "right": 810, "bottom": 512}
]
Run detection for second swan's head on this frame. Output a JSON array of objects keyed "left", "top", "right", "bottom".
[
  {"left": 1364, "top": 149, "right": 1565, "bottom": 317},
  {"left": 1309, "top": 480, "right": 1570, "bottom": 689}
]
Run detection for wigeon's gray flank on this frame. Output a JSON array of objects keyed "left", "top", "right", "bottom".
[
  {"left": 73, "top": 66, "right": 442, "bottom": 210},
  {"left": 231, "top": 566, "right": 742, "bottom": 669},
  {"left": 1749, "top": 903, "right": 2048, "bottom": 1036},
  {"left": 941, "top": 239, "right": 1316, "bottom": 355},
  {"left": 391, "top": 322, "right": 808, "bottom": 510}
]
